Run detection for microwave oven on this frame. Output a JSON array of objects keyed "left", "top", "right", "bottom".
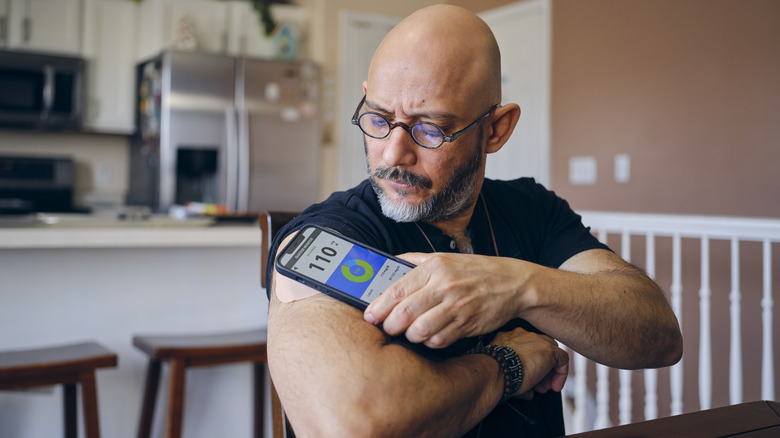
[
  {"left": 0, "top": 155, "right": 77, "bottom": 214},
  {"left": 0, "top": 50, "right": 84, "bottom": 130}
]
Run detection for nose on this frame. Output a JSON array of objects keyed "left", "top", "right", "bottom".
[{"left": 380, "top": 126, "right": 418, "bottom": 168}]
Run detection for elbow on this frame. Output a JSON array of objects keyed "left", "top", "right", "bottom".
[
  {"left": 646, "top": 300, "right": 684, "bottom": 368},
  {"left": 620, "top": 322, "right": 683, "bottom": 370},
  {"left": 290, "top": 407, "right": 396, "bottom": 438},
  {"left": 659, "top": 313, "right": 684, "bottom": 367},
  {"left": 285, "top": 389, "right": 401, "bottom": 438},
  {"left": 663, "top": 329, "right": 684, "bottom": 367},
  {"left": 646, "top": 325, "right": 683, "bottom": 369}
]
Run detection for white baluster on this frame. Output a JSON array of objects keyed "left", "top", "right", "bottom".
[
  {"left": 644, "top": 370, "right": 658, "bottom": 420},
  {"left": 598, "top": 228, "right": 607, "bottom": 245},
  {"left": 594, "top": 363, "right": 610, "bottom": 429},
  {"left": 619, "top": 370, "right": 632, "bottom": 425},
  {"left": 644, "top": 233, "right": 658, "bottom": 420},
  {"left": 573, "top": 352, "right": 588, "bottom": 433},
  {"left": 618, "top": 231, "right": 632, "bottom": 425},
  {"left": 699, "top": 237, "right": 712, "bottom": 410},
  {"left": 762, "top": 239, "right": 775, "bottom": 400},
  {"left": 578, "top": 212, "right": 780, "bottom": 417},
  {"left": 621, "top": 229, "right": 631, "bottom": 263},
  {"left": 729, "top": 237, "right": 742, "bottom": 404},
  {"left": 670, "top": 234, "right": 684, "bottom": 416}
]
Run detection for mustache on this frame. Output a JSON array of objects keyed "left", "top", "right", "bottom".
[{"left": 373, "top": 166, "right": 433, "bottom": 190}]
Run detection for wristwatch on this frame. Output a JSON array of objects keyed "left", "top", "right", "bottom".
[{"left": 466, "top": 342, "right": 524, "bottom": 402}]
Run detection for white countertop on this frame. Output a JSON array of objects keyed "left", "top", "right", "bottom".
[
  {"left": 0, "top": 226, "right": 261, "bottom": 249},
  {"left": 0, "top": 214, "right": 262, "bottom": 249}
]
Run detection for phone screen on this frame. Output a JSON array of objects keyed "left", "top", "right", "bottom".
[{"left": 277, "top": 226, "right": 414, "bottom": 304}]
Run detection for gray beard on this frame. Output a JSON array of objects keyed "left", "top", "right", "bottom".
[{"left": 365, "top": 126, "right": 484, "bottom": 223}]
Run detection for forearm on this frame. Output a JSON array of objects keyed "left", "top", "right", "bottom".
[
  {"left": 269, "top": 279, "right": 503, "bottom": 438},
  {"left": 522, "top": 252, "right": 682, "bottom": 369}
]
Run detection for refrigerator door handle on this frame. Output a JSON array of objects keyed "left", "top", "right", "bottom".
[
  {"left": 225, "top": 106, "right": 239, "bottom": 211},
  {"left": 236, "top": 107, "right": 250, "bottom": 212}
]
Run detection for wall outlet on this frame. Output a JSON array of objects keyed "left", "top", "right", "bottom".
[
  {"left": 95, "top": 163, "right": 112, "bottom": 188},
  {"left": 614, "top": 154, "right": 630, "bottom": 183},
  {"left": 569, "top": 156, "right": 597, "bottom": 185}
]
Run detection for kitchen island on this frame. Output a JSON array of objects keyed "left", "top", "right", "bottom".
[{"left": 0, "top": 222, "right": 271, "bottom": 438}]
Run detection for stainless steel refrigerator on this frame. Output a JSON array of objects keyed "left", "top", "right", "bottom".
[{"left": 128, "top": 50, "right": 321, "bottom": 213}]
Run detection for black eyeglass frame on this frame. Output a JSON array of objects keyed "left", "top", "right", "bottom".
[{"left": 351, "top": 95, "right": 499, "bottom": 149}]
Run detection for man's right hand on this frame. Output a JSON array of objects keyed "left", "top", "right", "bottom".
[{"left": 491, "top": 328, "right": 569, "bottom": 399}]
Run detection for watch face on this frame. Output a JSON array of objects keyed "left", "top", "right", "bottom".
[
  {"left": 466, "top": 343, "right": 524, "bottom": 399},
  {"left": 489, "top": 345, "right": 524, "bottom": 399}
]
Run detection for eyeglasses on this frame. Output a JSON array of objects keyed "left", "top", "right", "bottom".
[{"left": 351, "top": 95, "right": 498, "bottom": 149}]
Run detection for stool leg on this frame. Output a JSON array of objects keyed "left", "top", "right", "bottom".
[
  {"left": 270, "top": 380, "right": 285, "bottom": 438},
  {"left": 80, "top": 371, "right": 101, "bottom": 438},
  {"left": 166, "top": 359, "right": 186, "bottom": 438},
  {"left": 63, "top": 383, "right": 78, "bottom": 438},
  {"left": 137, "top": 360, "right": 162, "bottom": 438},
  {"left": 254, "top": 363, "right": 265, "bottom": 438}
]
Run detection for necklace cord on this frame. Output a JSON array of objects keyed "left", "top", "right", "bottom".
[
  {"left": 413, "top": 193, "right": 499, "bottom": 257},
  {"left": 481, "top": 193, "right": 500, "bottom": 257}
]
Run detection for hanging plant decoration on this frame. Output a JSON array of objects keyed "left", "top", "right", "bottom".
[{"left": 251, "top": 0, "right": 279, "bottom": 37}]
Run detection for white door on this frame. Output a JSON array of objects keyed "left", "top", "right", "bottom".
[
  {"left": 338, "top": 10, "right": 400, "bottom": 190},
  {"left": 481, "top": 0, "right": 550, "bottom": 186},
  {"left": 337, "top": 2, "right": 550, "bottom": 189}
]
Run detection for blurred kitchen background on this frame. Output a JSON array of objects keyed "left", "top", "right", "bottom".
[
  {"left": 1, "top": 0, "right": 778, "bottom": 437},
  {"left": 2, "top": 0, "right": 777, "bottom": 219}
]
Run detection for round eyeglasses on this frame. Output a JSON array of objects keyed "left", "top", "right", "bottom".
[{"left": 351, "top": 95, "right": 498, "bottom": 149}]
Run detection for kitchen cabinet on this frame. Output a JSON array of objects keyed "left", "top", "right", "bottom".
[
  {"left": 0, "top": 0, "right": 83, "bottom": 55},
  {"left": 135, "top": 0, "right": 307, "bottom": 61},
  {"left": 136, "top": 0, "right": 230, "bottom": 61},
  {"left": 166, "top": 0, "right": 231, "bottom": 53},
  {"left": 81, "top": 0, "right": 137, "bottom": 134}
]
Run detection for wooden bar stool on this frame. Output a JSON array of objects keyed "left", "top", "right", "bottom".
[
  {"left": 133, "top": 328, "right": 269, "bottom": 438},
  {"left": 133, "top": 211, "right": 298, "bottom": 438},
  {"left": 260, "top": 211, "right": 299, "bottom": 438},
  {"left": 0, "top": 341, "right": 118, "bottom": 438}
]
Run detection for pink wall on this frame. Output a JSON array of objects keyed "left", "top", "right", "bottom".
[
  {"left": 451, "top": 0, "right": 780, "bottom": 418},
  {"left": 451, "top": 0, "right": 780, "bottom": 218},
  {"left": 550, "top": 0, "right": 780, "bottom": 218}
]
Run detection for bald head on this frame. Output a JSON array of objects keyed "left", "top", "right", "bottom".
[{"left": 365, "top": 5, "right": 501, "bottom": 113}]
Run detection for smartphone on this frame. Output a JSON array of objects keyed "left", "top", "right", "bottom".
[{"left": 275, "top": 224, "right": 415, "bottom": 310}]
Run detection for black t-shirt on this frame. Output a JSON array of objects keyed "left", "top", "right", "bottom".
[{"left": 266, "top": 177, "right": 609, "bottom": 437}]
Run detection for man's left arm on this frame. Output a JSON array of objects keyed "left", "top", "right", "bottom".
[
  {"left": 365, "top": 248, "right": 682, "bottom": 370},
  {"left": 527, "top": 248, "right": 683, "bottom": 369}
]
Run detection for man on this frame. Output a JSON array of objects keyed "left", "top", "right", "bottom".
[{"left": 265, "top": 5, "right": 682, "bottom": 437}]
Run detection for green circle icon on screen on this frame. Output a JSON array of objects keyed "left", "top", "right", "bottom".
[{"left": 341, "top": 259, "right": 374, "bottom": 283}]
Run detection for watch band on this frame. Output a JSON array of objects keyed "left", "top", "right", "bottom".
[{"left": 466, "top": 342, "right": 524, "bottom": 402}]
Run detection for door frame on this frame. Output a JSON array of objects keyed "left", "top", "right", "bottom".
[{"left": 481, "top": 0, "right": 551, "bottom": 186}]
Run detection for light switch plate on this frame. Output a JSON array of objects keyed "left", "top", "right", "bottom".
[
  {"left": 614, "top": 154, "right": 630, "bottom": 183},
  {"left": 569, "top": 156, "right": 597, "bottom": 185}
]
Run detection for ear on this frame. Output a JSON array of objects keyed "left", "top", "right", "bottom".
[
  {"left": 362, "top": 81, "right": 368, "bottom": 95},
  {"left": 484, "top": 103, "right": 520, "bottom": 154}
]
